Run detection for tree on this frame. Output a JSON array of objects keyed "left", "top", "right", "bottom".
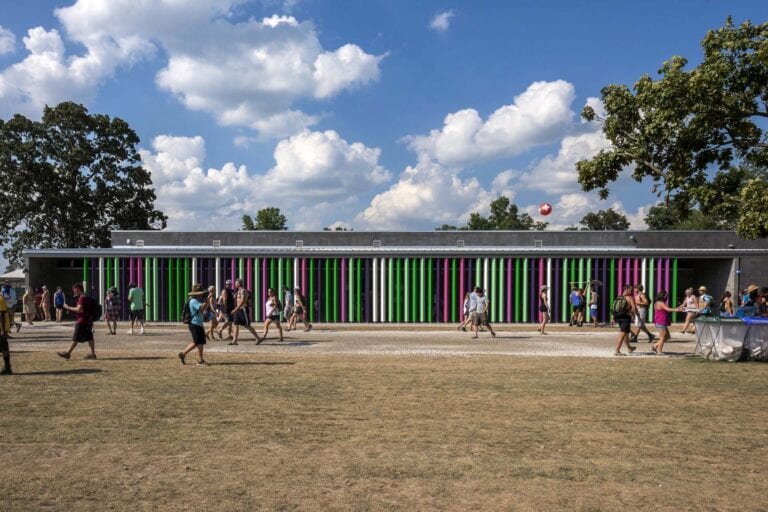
[
  {"left": 576, "top": 18, "right": 768, "bottom": 238},
  {"left": 578, "top": 208, "right": 630, "bottom": 231},
  {"left": 0, "top": 102, "right": 166, "bottom": 266},
  {"left": 241, "top": 207, "right": 288, "bottom": 230},
  {"left": 439, "top": 196, "right": 548, "bottom": 231}
]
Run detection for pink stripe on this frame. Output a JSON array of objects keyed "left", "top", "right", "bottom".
[
  {"left": 633, "top": 258, "right": 639, "bottom": 286},
  {"left": 665, "top": 259, "right": 671, "bottom": 302},
  {"left": 341, "top": 259, "right": 347, "bottom": 322},
  {"left": 459, "top": 258, "right": 465, "bottom": 320},
  {"left": 301, "top": 259, "right": 306, "bottom": 295},
  {"left": 262, "top": 259, "right": 267, "bottom": 318},
  {"left": 656, "top": 258, "right": 662, "bottom": 295},
  {"left": 443, "top": 258, "right": 449, "bottom": 322},
  {"left": 137, "top": 258, "right": 142, "bottom": 288},
  {"left": 230, "top": 258, "right": 236, "bottom": 283}
]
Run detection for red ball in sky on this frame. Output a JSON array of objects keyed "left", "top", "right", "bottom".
[{"left": 539, "top": 202, "right": 553, "bottom": 216}]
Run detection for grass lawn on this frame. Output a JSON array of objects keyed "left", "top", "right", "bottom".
[{"left": 1, "top": 350, "right": 767, "bottom": 511}]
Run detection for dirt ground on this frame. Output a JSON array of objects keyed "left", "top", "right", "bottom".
[{"left": 1, "top": 322, "right": 766, "bottom": 511}]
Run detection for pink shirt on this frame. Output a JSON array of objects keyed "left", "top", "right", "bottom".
[{"left": 654, "top": 305, "right": 671, "bottom": 326}]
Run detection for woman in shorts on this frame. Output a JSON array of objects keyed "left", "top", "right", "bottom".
[
  {"left": 103, "top": 287, "right": 119, "bottom": 335},
  {"left": 261, "top": 288, "right": 284, "bottom": 343},
  {"left": 456, "top": 292, "right": 472, "bottom": 332},
  {"left": 677, "top": 288, "right": 698, "bottom": 335},
  {"left": 205, "top": 286, "right": 219, "bottom": 340},
  {"left": 652, "top": 291, "right": 683, "bottom": 355},
  {"left": 537, "top": 285, "right": 550, "bottom": 335},
  {"left": 178, "top": 284, "right": 210, "bottom": 366}
]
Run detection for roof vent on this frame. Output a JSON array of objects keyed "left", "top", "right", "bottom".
[
  {"left": 295, "top": 240, "right": 304, "bottom": 248},
  {"left": 135, "top": 240, "right": 144, "bottom": 248},
  {"left": 534, "top": 239, "right": 543, "bottom": 248},
  {"left": 212, "top": 240, "right": 221, "bottom": 248},
  {"left": 457, "top": 239, "right": 465, "bottom": 248},
  {"left": 372, "top": 239, "right": 381, "bottom": 248}
]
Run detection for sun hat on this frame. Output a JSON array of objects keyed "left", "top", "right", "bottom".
[
  {"left": 746, "top": 284, "right": 759, "bottom": 294},
  {"left": 187, "top": 283, "right": 207, "bottom": 297}
]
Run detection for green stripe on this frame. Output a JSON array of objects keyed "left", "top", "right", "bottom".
[
  {"left": 427, "top": 259, "right": 433, "bottom": 322},
  {"left": 585, "top": 258, "right": 591, "bottom": 322},
  {"left": 411, "top": 258, "right": 417, "bottom": 322},
  {"left": 522, "top": 258, "right": 528, "bottom": 321},
  {"left": 333, "top": 258, "right": 338, "bottom": 323},
  {"left": 152, "top": 258, "right": 158, "bottom": 322},
  {"left": 672, "top": 258, "right": 678, "bottom": 323},
  {"left": 396, "top": 258, "right": 401, "bottom": 322},
  {"left": 562, "top": 259, "right": 568, "bottom": 323},
  {"left": 309, "top": 259, "right": 315, "bottom": 323},
  {"left": 498, "top": 258, "right": 504, "bottom": 322},
  {"left": 419, "top": 258, "right": 425, "bottom": 323}
]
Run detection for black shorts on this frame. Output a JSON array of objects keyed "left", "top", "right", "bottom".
[
  {"left": 268, "top": 314, "right": 280, "bottom": 322},
  {"left": 73, "top": 323, "right": 94, "bottom": 343},
  {"left": 294, "top": 306, "right": 304, "bottom": 315},
  {"left": 233, "top": 310, "right": 250, "bottom": 327},
  {"left": 538, "top": 305, "right": 549, "bottom": 313},
  {"left": 572, "top": 305, "right": 584, "bottom": 312},
  {"left": 55, "top": 304, "right": 64, "bottom": 310},
  {"left": 129, "top": 309, "right": 144, "bottom": 321},
  {"left": 615, "top": 316, "right": 631, "bottom": 334},
  {"left": 188, "top": 324, "right": 206, "bottom": 345}
]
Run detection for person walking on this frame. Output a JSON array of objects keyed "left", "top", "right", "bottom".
[
  {"left": 178, "top": 284, "right": 210, "bottom": 366},
  {"left": 537, "top": 285, "right": 550, "bottom": 335},
  {"left": 103, "top": 287, "right": 119, "bottom": 335},
  {"left": 720, "top": 291, "right": 734, "bottom": 316},
  {"left": 57, "top": 282, "right": 97, "bottom": 360},
  {"left": 40, "top": 286, "right": 51, "bottom": 321},
  {"left": 22, "top": 287, "right": 37, "bottom": 326},
  {"left": 0, "top": 289, "right": 12, "bottom": 374},
  {"left": 127, "top": 283, "right": 146, "bottom": 335},
  {"left": 471, "top": 287, "right": 496, "bottom": 339},
  {"left": 569, "top": 287, "right": 584, "bottom": 327},
  {"left": 282, "top": 285, "right": 294, "bottom": 328},
  {"left": 230, "top": 278, "right": 261, "bottom": 345},
  {"left": 630, "top": 284, "right": 655, "bottom": 343},
  {"left": 697, "top": 286, "right": 713, "bottom": 316},
  {"left": 289, "top": 287, "right": 312, "bottom": 332},
  {"left": 205, "top": 286, "right": 219, "bottom": 341},
  {"left": 260, "top": 288, "right": 284, "bottom": 343},
  {"left": 613, "top": 284, "right": 638, "bottom": 356},
  {"left": 215, "top": 280, "right": 236, "bottom": 340},
  {"left": 1, "top": 281, "right": 21, "bottom": 333},
  {"left": 456, "top": 292, "right": 473, "bottom": 332},
  {"left": 53, "top": 286, "right": 65, "bottom": 323},
  {"left": 589, "top": 285, "right": 599, "bottom": 327},
  {"left": 651, "top": 291, "right": 683, "bottom": 355}
]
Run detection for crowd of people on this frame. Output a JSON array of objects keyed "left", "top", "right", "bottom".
[{"left": 1, "top": 277, "right": 767, "bottom": 374}]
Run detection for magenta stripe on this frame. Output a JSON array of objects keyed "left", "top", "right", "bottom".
[
  {"left": 633, "top": 258, "right": 639, "bottom": 286},
  {"left": 617, "top": 258, "right": 623, "bottom": 294},
  {"left": 137, "top": 258, "right": 143, "bottom": 288},
  {"left": 459, "top": 258, "right": 465, "bottom": 320},
  {"left": 656, "top": 258, "right": 662, "bottom": 294},
  {"left": 301, "top": 258, "right": 307, "bottom": 295},
  {"left": 538, "top": 258, "right": 544, "bottom": 322},
  {"left": 664, "top": 258, "right": 670, "bottom": 299},
  {"left": 262, "top": 259, "right": 267, "bottom": 318}
]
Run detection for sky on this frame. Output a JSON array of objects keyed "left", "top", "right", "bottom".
[{"left": 0, "top": 0, "right": 766, "bottom": 265}]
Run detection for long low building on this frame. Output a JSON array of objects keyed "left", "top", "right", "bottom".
[{"left": 24, "top": 230, "right": 768, "bottom": 324}]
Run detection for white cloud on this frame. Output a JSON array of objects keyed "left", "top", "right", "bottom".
[
  {"left": 0, "top": 1, "right": 383, "bottom": 137},
  {"left": 429, "top": 10, "right": 455, "bottom": 32},
  {"left": 142, "top": 130, "right": 390, "bottom": 231},
  {"left": 0, "top": 26, "right": 16, "bottom": 55},
  {"left": 406, "top": 80, "right": 576, "bottom": 166}
]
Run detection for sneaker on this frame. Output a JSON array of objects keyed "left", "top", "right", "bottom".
[
  {"left": 227, "top": 341, "right": 238, "bottom": 346},
  {"left": 15, "top": 323, "right": 21, "bottom": 332},
  {"left": 628, "top": 345, "right": 636, "bottom": 353},
  {"left": 127, "top": 329, "right": 133, "bottom": 335},
  {"left": 83, "top": 354, "right": 97, "bottom": 360},
  {"left": 256, "top": 336, "right": 264, "bottom": 345},
  {"left": 648, "top": 335, "right": 656, "bottom": 343},
  {"left": 57, "top": 351, "right": 71, "bottom": 360},
  {"left": 140, "top": 328, "right": 145, "bottom": 335},
  {"left": 613, "top": 351, "right": 626, "bottom": 356},
  {"left": 196, "top": 360, "right": 208, "bottom": 366},
  {"left": 177, "top": 352, "right": 186, "bottom": 365},
  {"left": 0, "top": 366, "right": 12, "bottom": 375}
]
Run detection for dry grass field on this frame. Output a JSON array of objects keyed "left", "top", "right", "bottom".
[{"left": 1, "top": 326, "right": 767, "bottom": 511}]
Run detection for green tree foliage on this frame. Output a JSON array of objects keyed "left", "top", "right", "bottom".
[
  {"left": 576, "top": 18, "right": 768, "bottom": 238},
  {"left": 242, "top": 207, "right": 288, "bottom": 230},
  {"left": 439, "top": 196, "right": 548, "bottom": 231},
  {"left": 0, "top": 102, "right": 167, "bottom": 266},
  {"left": 578, "top": 208, "right": 630, "bottom": 231}
]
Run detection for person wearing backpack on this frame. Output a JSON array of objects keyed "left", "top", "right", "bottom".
[
  {"left": 178, "top": 284, "right": 210, "bottom": 366},
  {"left": 57, "top": 282, "right": 97, "bottom": 360},
  {"left": 215, "top": 280, "right": 236, "bottom": 340},
  {"left": 613, "top": 284, "right": 638, "bottom": 356}
]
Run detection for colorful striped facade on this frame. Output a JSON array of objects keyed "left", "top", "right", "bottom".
[{"left": 79, "top": 255, "right": 683, "bottom": 324}]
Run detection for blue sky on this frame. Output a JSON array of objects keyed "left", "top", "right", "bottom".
[{"left": 0, "top": 0, "right": 766, "bottom": 265}]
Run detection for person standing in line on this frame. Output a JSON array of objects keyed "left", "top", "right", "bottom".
[
  {"left": 103, "top": 287, "right": 119, "bottom": 335},
  {"left": 40, "top": 286, "right": 51, "bottom": 321},
  {"left": 0, "top": 290, "right": 12, "bottom": 374},
  {"left": 651, "top": 291, "right": 684, "bottom": 355},
  {"left": 630, "top": 284, "right": 655, "bottom": 344},
  {"left": 589, "top": 285, "right": 599, "bottom": 327},
  {"left": 678, "top": 288, "right": 699, "bottom": 335},
  {"left": 57, "top": 282, "right": 97, "bottom": 360},
  {"left": 1, "top": 282, "right": 21, "bottom": 333},
  {"left": 569, "top": 287, "right": 582, "bottom": 327},
  {"left": 54, "top": 286, "right": 65, "bottom": 323},
  {"left": 697, "top": 286, "right": 713, "bottom": 316},
  {"left": 289, "top": 287, "right": 312, "bottom": 332},
  {"left": 456, "top": 292, "right": 472, "bottom": 332},
  {"left": 613, "top": 284, "right": 638, "bottom": 356},
  {"left": 260, "top": 288, "right": 284, "bottom": 343},
  {"left": 471, "top": 287, "right": 496, "bottom": 339},
  {"left": 537, "top": 285, "right": 550, "bottom": 335},
  {"left": 178, "top": 284, "right": 210, "bottom": 366},
  {"left": 230, "top": 278, "right": 261, "bottom": 345},
  {"left": 22, "top": 287, "right": 36, "bottom": 325},
  {"left": 215, "top": 280, "right": 235, "bottom": 340},
  {"left": 282, "top": 285, "right": 294, "bottom": 329},
  {"left": 127, "top": 283, "right": 147, "bottom": 335},
  {"left": 720, "top": 291, "right": 734, "bottom": 316}
]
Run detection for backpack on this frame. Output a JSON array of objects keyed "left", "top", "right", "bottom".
[
  {"left": 85, "top": 295, "right": 102, "bottom": 322},
  {"left": 612, "top": 296, "right": 630, "bottom": 317},
  {"left": 181, "top": 299, "right": 192, "bottom": 324}
]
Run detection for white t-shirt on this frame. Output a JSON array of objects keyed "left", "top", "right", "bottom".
[
  {"left": 475, "top": 295, "right": 489, "bottom": 314},
  {"left": 266, "top": 299, "right": 280, "bottom": 317}
]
